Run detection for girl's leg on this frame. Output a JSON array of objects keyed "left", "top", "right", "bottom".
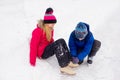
[
  {"left": 42, "top": 38, "right": 71, "bottom": 67},
  {"left": 54, "top": 38, "right": 78, "bottom": 68},
  {"left": 54, "top": 39, "right": 78, "bottom": 75},
  {"left": 54, "top": 38, "right": 71, "bottom": 67},
  {"left": 42, "top": 38, "right": 77, "bottom": 75},
  {"left": 41, "top": 42, "right": 55, "bottom": 59},
  {"left": 54, "top": 38, "right": 72, "bottom": 61}
]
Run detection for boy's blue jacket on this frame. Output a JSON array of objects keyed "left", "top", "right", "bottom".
[{"left": 68, "top": 23, "right": 94, "bottom": 61}]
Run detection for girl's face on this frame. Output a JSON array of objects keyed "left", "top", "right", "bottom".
[{"left": 45, "top": 23, "right": 55, "bottom": 29}]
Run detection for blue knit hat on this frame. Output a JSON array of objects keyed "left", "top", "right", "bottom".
[{"left": 75, "top": 22, "right": 88, "bottom": 40}]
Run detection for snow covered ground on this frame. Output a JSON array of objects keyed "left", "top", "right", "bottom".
[{"left": 0, "top": 0, "right": 120, "bottom": 80}]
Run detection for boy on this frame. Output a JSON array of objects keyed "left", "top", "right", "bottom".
[{"left": 68, "top": 22, "right": 101, "bottom": 65}]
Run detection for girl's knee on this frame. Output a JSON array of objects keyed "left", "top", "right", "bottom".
[
  {"left": 56, "top": 38, "right": 66, "bottom": 44},
  {"left": 58, "top": 38, "right": 65, "bottom": 42}
]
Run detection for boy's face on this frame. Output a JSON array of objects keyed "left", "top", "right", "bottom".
[
  {"left": 75, "top": 30, "right": 88, "bottom": 40},
  {"left": 79, "top": 37, "right": 85, "bottom": 40}
]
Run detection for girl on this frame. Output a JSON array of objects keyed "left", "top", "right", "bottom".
[{"left": 30, "top": 7, "right": 78, "bottom": 75}]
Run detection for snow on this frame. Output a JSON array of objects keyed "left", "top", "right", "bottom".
[{"left": 0, "top": 0, "right": 120, "bottom": 80}]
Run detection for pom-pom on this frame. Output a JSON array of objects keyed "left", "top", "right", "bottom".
[{"left": 45, "top": 7, "right": 53, "bottom": 14}]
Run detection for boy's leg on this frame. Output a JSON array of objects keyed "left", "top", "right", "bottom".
[
  {"left": 89, "top": 40, "right": 101, "bottom": 57},
  {"left": 74, "top": 49, "right": 84, "bottom": 65},
  {"left": 87, "top": 40, "right": 101, "bottom": 64}
]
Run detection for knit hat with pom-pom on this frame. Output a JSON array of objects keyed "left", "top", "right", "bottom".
[
  {"left": 75, "top": 22, "right": 88, "bottom": 40},
  {"left": 44, "top": 7, "right": 57, "bottom": 24}
]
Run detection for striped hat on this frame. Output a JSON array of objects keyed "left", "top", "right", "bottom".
[{"left": 44, "top": 7, "right": 57, "bottom": 24}]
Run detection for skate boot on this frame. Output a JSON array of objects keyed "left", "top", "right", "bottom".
[
  {"left": 60, "top": 66, "right": 76, "bottom": 75},
  {"left": 87, "top": 57, "right": 93, "bottom": 64},
  {"left": 68, "top": 61, "right": 79, "bottom": 68}
]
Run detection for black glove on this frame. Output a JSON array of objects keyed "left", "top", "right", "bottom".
[{"left": 78, "top": 60, "right": 84, "bottom": 65}]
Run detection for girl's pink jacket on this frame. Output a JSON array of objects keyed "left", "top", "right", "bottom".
[{"left": 30, "top": 24, "right": 54, "bottom": 66}]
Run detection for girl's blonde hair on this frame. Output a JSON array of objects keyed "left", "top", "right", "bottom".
[{"left": 37, "top": 19, "right": 52, "bottom": 42}]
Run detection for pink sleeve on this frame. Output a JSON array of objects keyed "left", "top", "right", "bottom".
[{"left": 30, "top": 28, "right": 41, "bottom": 66}]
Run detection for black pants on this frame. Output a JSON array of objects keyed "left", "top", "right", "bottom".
[
  {"left": 41, "top": 38, "right": 72, "bottom": 67},
  {"left": 78, "top": 40, "right": 101, "bottom": 58},
  {"left": 88, "top": 40, "right": 101, "bottom": 57}
]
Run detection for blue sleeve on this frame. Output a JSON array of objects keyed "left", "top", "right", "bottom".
[
  {"left": 78, "top": 33, "right": 94, "bottom": 61},
  {"left": 68, "top": 32, "right": 77, "bottom": 57}
]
